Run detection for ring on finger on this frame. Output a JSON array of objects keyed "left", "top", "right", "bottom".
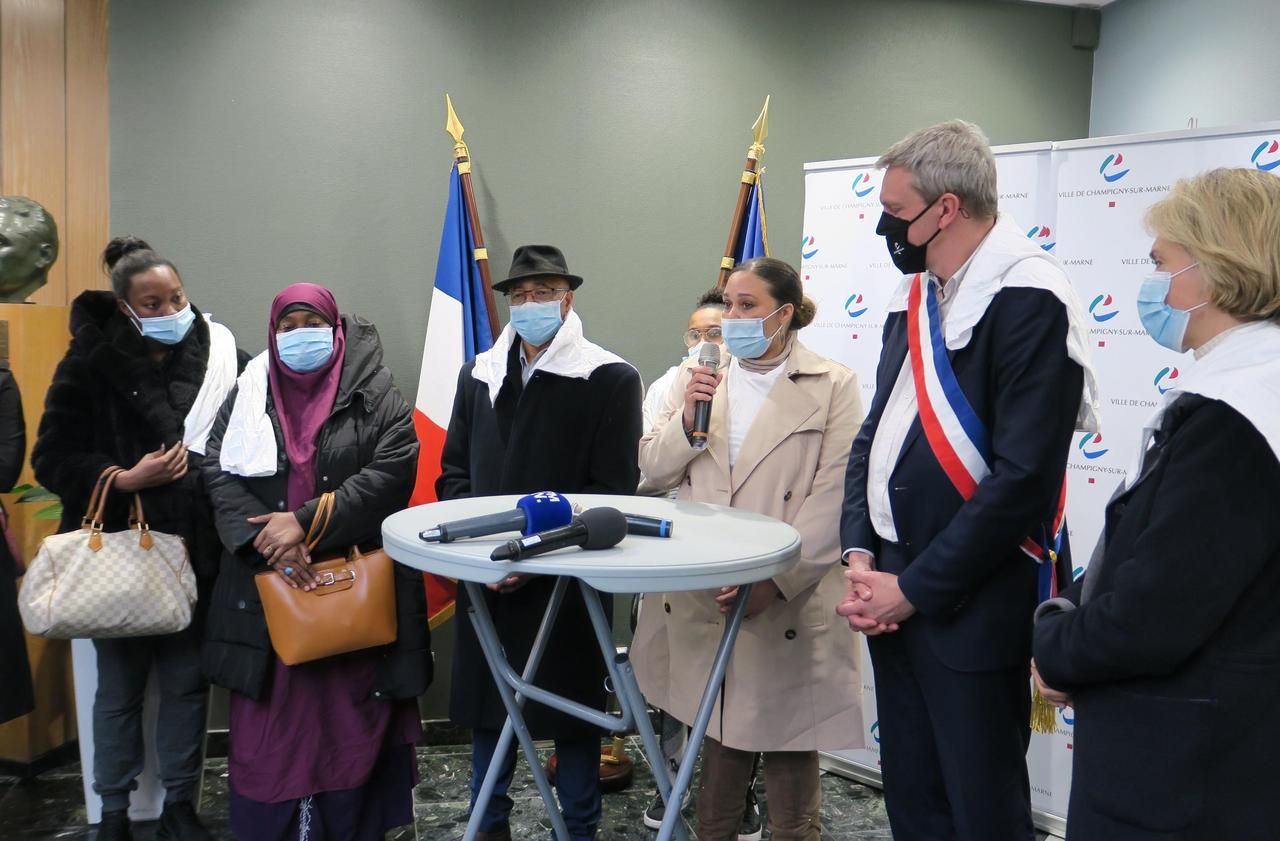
[{"left": 283, "top": 566, "right": 294, "bottom": 576}]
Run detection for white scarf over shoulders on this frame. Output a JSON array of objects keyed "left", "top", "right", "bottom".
[
  {"left": 471, "top": 309, "right": 632, "bottom": 406},
  {"left": 886, "top": 213, "right": 1101, "bottom": 433}
]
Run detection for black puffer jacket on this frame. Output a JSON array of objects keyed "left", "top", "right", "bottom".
[
  {"left": 32, "top": 291, "right": 232, "bottom": 580},
  {"left": 201, "top": 315, "right": 431, "bottom": 702}
]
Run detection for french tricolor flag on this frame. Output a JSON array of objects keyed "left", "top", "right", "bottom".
[{"left": 412, "top": 163, "right": 494, "bottom": 627}]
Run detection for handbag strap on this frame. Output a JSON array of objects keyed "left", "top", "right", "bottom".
[
  {"left": 82, "top": 467, "right": 123, "bottom": 528},
  {"left": 86, "top": 467, "right": 125, "bottom": 529},
  {"left": 304, "top": 491, "right": 335, "bottom": 553}
]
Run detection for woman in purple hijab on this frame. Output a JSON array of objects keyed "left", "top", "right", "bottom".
[{"left": 202, "top": 283, "right": 432, "bottom": 841}]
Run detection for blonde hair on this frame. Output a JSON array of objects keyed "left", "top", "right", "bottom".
[
  {"left": 1145, "top": 168, "right": 1280, "bottom": 322},
  {"left": 877, "top": 120, "right": 998, "bottom": 219}
]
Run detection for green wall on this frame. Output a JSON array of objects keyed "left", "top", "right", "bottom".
[{"left": 109, "top": 0, "right": 1092, "bottom": 722}]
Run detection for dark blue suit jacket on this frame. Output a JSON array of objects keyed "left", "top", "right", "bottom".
[{"left": 841, "top": 287, "right": 1083, "bottom": 671}]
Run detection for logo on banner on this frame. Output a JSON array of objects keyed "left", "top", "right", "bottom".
[
  {"left": 845, "top": 293, "right": 868, "bottom": 318},
  {"left": 852, "top": 172, "right": 876, "bottom": 198},
  {"left": 1099, "top": 152, "right": 1131, "bottom": 182},
  {"left": 1078, "top": 432, "right": 1109, "bottom": 460},
  {"left": 1252, "top": 139, "right": 1280, "bottom": 172},
  {"left": 1088, "top": 293, "right": 1119, "bottom": 322},
  {"left": 869, "top": 720, "right": 881, "bottom": 744},
  {"left": 801, "top": 235, "right": 819, "bottom": 260},
  {"left": 1154, "top": 366, "right": 1181, "bottom": 394},
  {"left": 1026, "top": 225, "right": 1056, "bottom": 251},
  {"left": 1059, "top": 706, "right": 1075, "bottom": 726}
]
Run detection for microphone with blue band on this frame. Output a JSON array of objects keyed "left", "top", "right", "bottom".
[
  {"left": 570, "top": 503, "right": 672, "bottom": 539},
  {"left": 419, "top": 492, "right": 573, "bottom": 543},
  {"left": 623, "top": 513, "right": 673, "bottom": 538}
]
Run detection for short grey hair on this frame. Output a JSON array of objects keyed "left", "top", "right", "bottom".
[{"left": 876, "top": 120, "right": 998, "bottom": 219}]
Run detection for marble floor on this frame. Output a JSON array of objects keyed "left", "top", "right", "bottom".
[{"left": 0, "top": 740, "right": 1053, "bottom": 840}]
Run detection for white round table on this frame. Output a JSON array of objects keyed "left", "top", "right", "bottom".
[{"left": 383, "top": 494, "right": 801, "bottom": 841}]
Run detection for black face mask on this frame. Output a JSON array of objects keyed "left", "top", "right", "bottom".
[{"left": 876, "top": 197, "right": 943, "bottom": 275}]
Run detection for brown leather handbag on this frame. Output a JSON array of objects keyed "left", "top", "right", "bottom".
[{"left": 254, "top": 491, "right": 398, "bottom": 666}]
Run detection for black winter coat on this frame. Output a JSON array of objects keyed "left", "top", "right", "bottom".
[
  {"left": 201, "top": 316, "right": 431, "bottom": 703},
  {"left": 0, "top": 363, "right": 34, "bottom": 725},
  {"left": 32, "top": 291, "right": 232, "bottom": 581},
  {"left": 438, "top": 340, "right": 642, "bottom": 739},
  {"left": 1034, "top": 395, "right": 1280, "bottom": 841}
]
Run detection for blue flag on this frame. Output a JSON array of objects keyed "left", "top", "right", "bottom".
[
  {"left": 433, "top": 164, "right": 493, "bottom": 360},
  {"left": 734, "top": 175, "right": 770, "bottom": 262}
]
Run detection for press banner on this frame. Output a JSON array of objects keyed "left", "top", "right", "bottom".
[{"left": 803, "top": 122, "right": 1280, "bottom": 828}]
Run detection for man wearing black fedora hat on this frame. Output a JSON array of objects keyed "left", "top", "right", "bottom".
[{"left": 437, "top": 244, "right": 643, "bottom": 841}]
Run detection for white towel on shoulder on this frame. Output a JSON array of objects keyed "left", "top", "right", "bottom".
[
  {"left": 218, "top": 352, "right": 278, "bottom": 477},
  {"left": 183, "top": 317, "right": 239, "bottom": 455}
]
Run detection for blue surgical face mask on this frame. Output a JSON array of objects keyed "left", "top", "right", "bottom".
[
  {"left": 126, "top": 302, "right": 196, "bottom": 345},
  {"left": 1136, "top": 263, "right": 1205, "bottom": 353},
  {"left": 276, "top": 327, "right": 335, "bottom": 373},
  {"left": 509, "top": 299, "right": 563, "bottom": 347},
  {"left": 721, "top": 305, "right": 786, "bottom": 361}
]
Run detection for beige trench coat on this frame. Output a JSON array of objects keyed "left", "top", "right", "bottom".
[{"left": 632, "top": 339, "right": 865, "bottom": 752}]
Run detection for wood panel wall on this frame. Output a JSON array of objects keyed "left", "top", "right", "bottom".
[
  {"left": 0, "top": 0, "right": 110, "bottom": 306},
  {"left": 0, "top": 0, "right": 109, "bottom": 765}
]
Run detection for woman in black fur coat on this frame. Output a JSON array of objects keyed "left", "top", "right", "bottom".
[{"left": 32, "top": 238, "right": 243, "bottom": 841}]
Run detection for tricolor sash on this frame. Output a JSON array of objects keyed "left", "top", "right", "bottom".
[{"left": 905, "top": 272, "right": 1068, "bottom": 601}]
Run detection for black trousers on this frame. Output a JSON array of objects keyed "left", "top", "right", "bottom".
[
  {"left": 92, "top": 624, "right": 208, "bottom": 812},
  {"left": 867, "top": 618, "right": 1034, "bottom": 841}
]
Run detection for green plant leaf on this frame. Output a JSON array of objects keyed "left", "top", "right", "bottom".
[
  {"left": 34, "top": 503, "right": 64, "bottom": 521},
  {"left": 18, "top": 487, "right": 60, "bottom": 503}
]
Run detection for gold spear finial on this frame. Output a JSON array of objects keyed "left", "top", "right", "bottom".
[
  {"left": 445, "top": 94, "right": 469, "bottom": 159},
  {"left": 748, "top": 95, "right": 770, "bottom": 161}
]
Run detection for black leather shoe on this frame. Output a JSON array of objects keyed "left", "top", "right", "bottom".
[
  {"left": 155, "top": 801, "right": 213, "bottom": 841},
  {"left": 96, "top": 811, "right": 133, "bottom": 841}
]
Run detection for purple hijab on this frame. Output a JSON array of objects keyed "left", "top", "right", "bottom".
[{"left": 267, "top": 283, "right": 346, "bottom": 509}]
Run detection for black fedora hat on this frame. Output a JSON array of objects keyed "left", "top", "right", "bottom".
[{"left": 493, "top": 244, "right": 583, "bottom": 293}]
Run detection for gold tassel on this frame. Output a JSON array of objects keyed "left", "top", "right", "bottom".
[{"left": 1030, "top": 684, "right": 1059, "bottom": 734}]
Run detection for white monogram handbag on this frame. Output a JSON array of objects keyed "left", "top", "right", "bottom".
[{"left": 19, "top": 467, "right": 197, "bottom": 639}]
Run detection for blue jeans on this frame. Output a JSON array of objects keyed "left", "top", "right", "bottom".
[{"left": 470, "top": 728, "right": 601, "bottom": 839}]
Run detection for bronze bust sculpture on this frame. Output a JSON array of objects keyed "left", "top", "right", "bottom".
[{"left": 0, "top": 196, "right": 59, "bottom": 303}]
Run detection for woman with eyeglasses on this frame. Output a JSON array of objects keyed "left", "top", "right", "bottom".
[
  {"left": 635, "top": 257, "right": 866, "bottom": 841},
  {"left": 639, "top": 288, "right": 726, "bottom": 496}
]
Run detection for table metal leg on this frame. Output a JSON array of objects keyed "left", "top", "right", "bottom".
[
  {"left": 657, "top": 582, "right": 754, "bottom": 841},
  {"left": 463, "top": 579, "right": 572, "bottom": 841},
  {"left": 578, "top": 583, "right": 691, "bottom": 841}
]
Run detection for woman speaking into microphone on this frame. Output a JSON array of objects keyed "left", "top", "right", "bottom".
[{"left": 634, "top": 257, "right": 865, "bottom": 841}]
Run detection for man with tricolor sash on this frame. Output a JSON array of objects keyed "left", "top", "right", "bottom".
[{"left": 837, "top": 120, "right": 1100, "bottom": 841}]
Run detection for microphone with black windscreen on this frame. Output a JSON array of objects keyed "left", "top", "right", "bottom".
[
  {"left": 690, "top": 342, "right": 720, "bottom": 451},
  {"left": 419, "top": 492, "right": 572, "bottom": 542},
  {"left": 490, "top": 507, "right": 628, "bottom": 562}
]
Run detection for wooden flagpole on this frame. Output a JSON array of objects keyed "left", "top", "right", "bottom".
[
  {"left": 445, "top": 94, "right": 501, "bottom": 341},
  {"left": 716, "top": 95, "right": 770, "bottom": 291}
]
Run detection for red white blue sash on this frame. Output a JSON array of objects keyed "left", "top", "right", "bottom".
[{"left": 906, "top": 273, "right": 1067, "bottom": 599}]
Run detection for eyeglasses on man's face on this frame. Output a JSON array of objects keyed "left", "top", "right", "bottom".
[
  {"left": 684, "top": 327, "right": 723, "bottom": 347},
  {"left": 506, "top": 287, "right": 570, "bottom": 306}
]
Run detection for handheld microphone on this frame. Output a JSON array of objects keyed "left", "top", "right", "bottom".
[
  {"left": 624, "top": 513, "right": 673, "bottom": 538},
  {"left": 567, "top": 504, "right": 672, "bottom": 539},
  {"left": 490, "top": 507, "right": 628, "bottom": 562},
  {"left": 419, "top": 492, "right": 572, "bottom": 542},
  {"left": 690, "top": 343, "right": 720, "bottom": 450}
]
